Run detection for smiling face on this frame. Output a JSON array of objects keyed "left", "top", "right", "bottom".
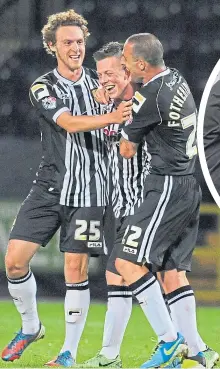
[
  {"left": 49, "top": 25, "right": 85, "bottom": 77},
  {"left": 96, "top": 56, "right": 130, "bottom": 99}
]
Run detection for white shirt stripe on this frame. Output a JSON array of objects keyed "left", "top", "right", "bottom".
[{"left": 137, "top": 175, "right": 173, "bottom": 263}]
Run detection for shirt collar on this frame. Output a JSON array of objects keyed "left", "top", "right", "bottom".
[
  {"left": 53, "top": 67, "right": 86, "bottom": 85},
  {"left": 143, "top": 68, "right": 170, "bottom": 87}
]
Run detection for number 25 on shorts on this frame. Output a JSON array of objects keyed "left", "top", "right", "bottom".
[{"left": 74, "top": 219, "right": 101, "bottom": 241}]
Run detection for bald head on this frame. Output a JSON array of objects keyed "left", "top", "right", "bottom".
[{"left": 126, "top": 33, "right": 164, "bottom": 67}]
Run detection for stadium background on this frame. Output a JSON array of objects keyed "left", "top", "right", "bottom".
[{"left": 0, "top": 0, "right": 220, "bottom": 306}]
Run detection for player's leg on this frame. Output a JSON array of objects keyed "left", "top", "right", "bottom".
[
  {"left": 156, "top": 272, "right": 171, "bottom": 313},
  {"left": 82, "top": 246, "right": 132, "bottom": 368},
  {"left": 162, "top": 267, "right": 219, "bottom": 368},
  {"left": 99, "top": 269, "right": 132, "bottom": 362},
  {"left": 114, "top": 177, "right": 188, "bottom": 368},
  {"left": 2, "top": 240, "right": 45, "bottom": 362},
  {"left": 159, "top": 269, "right": 207, "bottom": 349},
  {"left": 99, "top": 213, "right": 132, "bottom": 364},
  {"left": 45, "top": 206, "right": 105, "bottom": 367},
  {"left": 2, "top": 185, "right": 61, "bottom": 362},
  {"left": 96, "top": 212, "right": 132, "bottom": 365},
  {"left": 5, "top": 240, "right": 40, "bottom": 332},
  {"left": 177, "top": 270, "right": 219, "bottom": 368},
  {"left": 46, "top": 256, "right": 89, "bottom": 367},
  {"left": 115, "top": 258, "right": 186, "bottom": 368},
  {"left": 176, "top": 271, "right": 219, "bottom": 368},
  {"left": 163, "top": 268, "right": 202, "bottom": 358},
  {"left": 46, "top": 251, "right": 89, "bottom": 367},
  {"left": 158, "top": 179, "right": 218, "bottom": 368},
  {"left": 158, "top": 269, "right": 206, "bottom": 349}
]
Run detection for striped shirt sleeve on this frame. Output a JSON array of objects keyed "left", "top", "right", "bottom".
[{"left": 29, "top": 82, "right": 70, "bottom": 124}]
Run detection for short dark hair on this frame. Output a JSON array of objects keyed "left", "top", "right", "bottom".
[
  {"left": 126, "top": 33, "right": 164, "bottom": 67},
  {"left": 93, "top": 41, "right": 123, "bottom": 62}
]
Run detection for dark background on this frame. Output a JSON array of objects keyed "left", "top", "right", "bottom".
[{"left": 0, "top": 0, "right": 220, "bottom": 302}]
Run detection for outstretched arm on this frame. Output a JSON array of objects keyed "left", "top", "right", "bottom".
[
  {"left": 30, "top": 81, "right": 132, "bottom": 133},
  {"left": 57, "top": 100, "right": 132, "bottom": 133}
]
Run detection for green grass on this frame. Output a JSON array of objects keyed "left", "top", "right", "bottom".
[{"left": 0, "top": 301, "right": 219, "bottom": 368}]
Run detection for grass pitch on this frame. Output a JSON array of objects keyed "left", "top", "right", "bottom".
[{"left": 0, "top": 301, "right": 219, "bottom": 368}]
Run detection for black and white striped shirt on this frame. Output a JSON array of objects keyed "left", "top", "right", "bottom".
[
  {"left": 30, "top": 67, "right": 108, "bottom": 207},
  {"left": 104, "top": 122, "right": 150, "bottom": 218}
]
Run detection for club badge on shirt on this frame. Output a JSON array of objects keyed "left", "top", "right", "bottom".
[{"left": 42, "top": 96, "right": 57, "bottom": 110}]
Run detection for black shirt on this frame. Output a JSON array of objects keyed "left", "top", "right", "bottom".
[
  {"left": 122, "top": 68, "right": 197, "bottom": 176},
  {"left": 203, "top": 80, "right": 220, "bottom": 194}
]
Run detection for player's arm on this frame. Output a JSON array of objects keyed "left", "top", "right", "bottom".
[
  {"left": 56, "top": 101, "right": 131, "bottom": 133},
  {"left": 120, "top": 88, "right": 161, "bottom": 158},
  {"left": 30, "top": 82, "right": 132, "bottom": 133}
]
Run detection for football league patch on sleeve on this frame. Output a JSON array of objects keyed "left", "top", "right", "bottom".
[
  {"left": 31, "top": 84, "right": 50, "bottom": 101},
  {"left": 132, "top": 91, "right": 146, "bottom": 113},
  {"left": 91, "top": 88, "right": 98, "bottom": 98},
  {"left": 42, "top": 96, "right": 57, "bottom": 110}
]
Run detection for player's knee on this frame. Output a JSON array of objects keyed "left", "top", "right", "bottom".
[
  {"left": 64, "top": 253, "right": 88, "bottom": 282},
  {"left": 5, "top": 251, "right": 28, "bottom": 277},
  {"left": 5, "top": 240, "right": 36, "bottom": 278},
  {"left": 177, "top": 270, "right": 188, "bottom": 285},
  {"left": 65, "top": 263, "right": 88, "bottom": 281},
  {"left": 163, "top": 269, "right": 188, "bottom": 293}
]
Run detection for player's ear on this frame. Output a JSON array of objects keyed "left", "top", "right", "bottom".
[
  {"left": 138, "top": 59, "right": 145, "bottom": 71},
  {"left": 48, "top": 42, "right": 56, "bottom": 53},
  {"left": 124, "top": 67, "right": 131, "bottom": 80}
]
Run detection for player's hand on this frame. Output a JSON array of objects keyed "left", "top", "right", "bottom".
[
  {"left": 112, "top": 100, "right": 133, "bottom": 124},
  {"left": 92, "top": 87, "right": 111, "bottom": 104}
]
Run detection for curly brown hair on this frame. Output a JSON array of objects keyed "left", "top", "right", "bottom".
[{"left": 42, "top": 9, "right": 90, "bottom": 56}]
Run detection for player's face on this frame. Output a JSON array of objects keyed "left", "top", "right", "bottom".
[
  {"left": 96, "top": 56, "right": 130, "bottom": 99},
  {"left": 122, "top": 42, "right": 143, "bottom": 83},
  {"left": 51, "top": 26, "right": 85, "bottom": 73}
]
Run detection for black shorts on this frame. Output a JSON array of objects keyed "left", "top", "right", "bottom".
[
  {"left": 10, "top": 185, "right": 107, "bottom": 255},
  {"left": 113, "top": 175, "right": 202, "bottom": 272},
  {"left": 106, "top": 212, "right": 125, "bottom": 275}
]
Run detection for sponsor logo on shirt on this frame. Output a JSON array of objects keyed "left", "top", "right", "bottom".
[{"left": 42, "top": 96, "right": 57, "bottom": 110}]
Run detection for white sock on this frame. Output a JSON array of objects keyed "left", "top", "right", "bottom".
[
  {"left": 197, "top": 334, "right": 207, "bottom": 352},
  {"left": 100, "top": 285, "right": 132, "bottom": 359},
  {"left": 61, "top": 280, "right": 90, "bottom": 360},
  {"left": 7, "top": 270, "right": 40, "bottom": 334},
  {"left": 167, "top": 285, "right": 201, "bottom": 356},
  {"left": 130, "top": 273, "right": 177, "bottom": 342}
]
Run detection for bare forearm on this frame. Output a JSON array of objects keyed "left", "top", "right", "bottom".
[
  {"left": 68, "top": 113, "right": 117, "bottom": 133},
  {"left": 56, "top": 100, "right": 132, "bottom": 133},
  {"left": 57, "top": 111, "right": 118, "bottom": 133}
]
